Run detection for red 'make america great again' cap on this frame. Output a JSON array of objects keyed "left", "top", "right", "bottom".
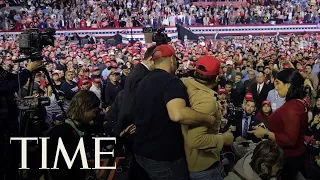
[
  {"left": 151, "top": 45, "right": 178, "bottom": 60},
  {"left": 195, "top": 56, "right": 221, "bottom": 76}
]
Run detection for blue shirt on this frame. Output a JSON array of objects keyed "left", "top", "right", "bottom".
[
  {"left": 266, "top": 89, "right": 285, "bottom": 112},
  {"left": 241, "top": 70, "right": 258, "bottom": 83},
  {"left": 312, "top": 63, "right": 319, "bottom": 77}
]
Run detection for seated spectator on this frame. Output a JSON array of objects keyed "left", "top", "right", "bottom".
[{"left": 224, "top": 140, "right": 285, "bottom": 180}]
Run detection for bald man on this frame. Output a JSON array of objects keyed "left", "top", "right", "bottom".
[{"left": 249, "top": 72, "right": 272, "bottom": 111}]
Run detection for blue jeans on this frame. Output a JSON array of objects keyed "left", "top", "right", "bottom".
[
  {"left": 135, "top": 154, "right": 189, "bottom": 180},
  {"left": 189, "top": 162, "right": 224, "bottom": 180}
]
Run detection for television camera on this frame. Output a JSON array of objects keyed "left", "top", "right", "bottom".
[
  {"left": 143, "top": 27, "right": 171, "bottom": 45},
  {"left": 225, "top": 103, "right": 243, "bottom": 121},
  {"left": 18, "top": 28, "right": 56, "bottom": 62}
]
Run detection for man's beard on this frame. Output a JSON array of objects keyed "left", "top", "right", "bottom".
[{"left": 245, "top": 110, "right": 253, "bottom": 116}]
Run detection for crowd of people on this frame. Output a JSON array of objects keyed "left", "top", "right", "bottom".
[
  {"left": 1, "top": 1, "right": 320, "bottom": 180},
  {"left": 0, "top": 27, "right": 320, "bottom": 179},
  {"left": 2, "top": 0, "right": 320, "bottom": 31}
]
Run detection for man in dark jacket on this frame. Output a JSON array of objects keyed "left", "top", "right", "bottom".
[
  {"left": 103, "top": 71, "right": 123, "bottom": 107},
  {"left": 115, "top": 45, "right": 156, "bottom": 180},
  {"left": 0, "top": 61, "right": 42, "bottom": 180},
  {"left": 115, "top": 45, "right": 156, "bottom": 135}
]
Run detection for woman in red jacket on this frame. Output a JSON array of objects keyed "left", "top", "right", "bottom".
[{"left": 249, "top": 68, "right": 308, "bottom": 180}]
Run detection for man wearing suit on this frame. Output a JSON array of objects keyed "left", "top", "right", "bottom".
[
  {"left": 115, "top": 45, "right": 156, "bottom": 180},
  {"left": 250, "top": 72, "right": 272, "bottom": 111},
  {"left": 231, "top": 95, "right": 261, "bottom": 143},
  {"left": 87, "top": 35, "right": 97, "bottom": 44}
]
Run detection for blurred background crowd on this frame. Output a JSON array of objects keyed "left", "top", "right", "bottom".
[{"left": 2, "top": 0, "right": 320, "bottom": 180}]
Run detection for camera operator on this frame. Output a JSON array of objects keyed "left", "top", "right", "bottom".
[
  {"left": 47, "top": 90, "right": 100, "bottom": 180},
  {"left": 0, "top": 60, "right": 42, "bottom": 180}
]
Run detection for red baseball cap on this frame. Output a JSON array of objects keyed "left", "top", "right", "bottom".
[
  {"left": 91, "top": 67, "right": 100, "bottom": 72},
  {"left": 52, "top": 70, "right": 59, "bottom": 76},
  {"left": 79, "top": 79, "right": 90, "bottom": 86},
  {"left": 245, "top": 93, "right": 254, "bottom": 101},
  {"left": 218, "top": 88, "right": 226, "bottom": 95},
  {"left": 151, "top": 45, "right": 177, "bottom": 60},
  {"left": 195, "top": 56, "right": 220, "bottom": 76},
  {"left": 262, "top": 100, "right": 271, "bottom": 106},
  {"left": 283, "top": 63, "right": 290, "bottom": 69},
  {"left": 92, "top": 78, "right": 101, "bottom": 83}
]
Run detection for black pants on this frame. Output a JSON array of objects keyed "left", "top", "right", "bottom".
[{"left": 281, "top": 153, "right": 306, "bottom": 180}]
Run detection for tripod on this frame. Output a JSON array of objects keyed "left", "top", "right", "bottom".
[
  {"left": 17, "top": 65, "right": 66, "bottom": 180},
  {"left": 20, "top": 67, "right": 66, "bottom": 136}
]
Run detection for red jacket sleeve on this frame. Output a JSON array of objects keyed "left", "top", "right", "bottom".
[{"left": 274, "top": 101, "right": 305, "bottom": 147}]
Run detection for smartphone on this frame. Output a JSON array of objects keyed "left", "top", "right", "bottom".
[{"left": 257, "top": 123, "right": 266, "bottom": 129}]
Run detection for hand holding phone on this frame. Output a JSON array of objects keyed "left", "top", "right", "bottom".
[{"left": 257, "top": 123, "right": 266, "bottom": 129}]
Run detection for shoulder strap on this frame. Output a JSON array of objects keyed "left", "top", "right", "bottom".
[{"left": 231, "top": 168, "right": 247, "bottom": 180}]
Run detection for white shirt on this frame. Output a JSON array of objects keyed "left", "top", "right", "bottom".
[
  {"left": 257, "top": 82, "right": 264, "bottom": 93},
  {"left": 90, "top": 84, "right": 101, "bottom": 100},
  {"left": 140, "top": 62, "right": 150, "bottom": 71}
]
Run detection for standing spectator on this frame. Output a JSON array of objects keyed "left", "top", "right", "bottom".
[
  {"left": 116, "top": 46, "right": 157, "bottom": 180},
  {"left": 250, "top": 72, "right": 272, "bottom": 111},
  {"left": 103, "top": 70, "right": 122, "bottom": 107},
  {"left": 52, "top": 70, "right": 62, "bottom": 90},
  {"left": 249, "top": 69, "right": 308, "bottom": 180},
  {"left": 256, "top": 100, "right": 273, "bottom": 128},
  {"left": 231, "top": 72, "right": 245, "bottom": 107},
  {"left": 266, "top": 88, "right": 285, "bottom": 112},
  {"left": 304, "top": 64, "right": 319, "bottom": 90},
  {"left": 181, "top": 56, "right": 234, "bottom": 179},
  {"left": 60, "top": 71, "right": 79, "bottom": 100},
  {"left": 133, "top": 45, "right": 215, "bottom": 180},
  {"left": 90, "top": 78, "right": 102, "bottom": 101},
  {"left": 232, "top": 98, "right": 261, "bottom": 143},
  {"left": 78, "top": 79, "right": 90, "bottom": 90},
  {"left": 244, "top": 69, "right": 256, "bottom": 93},
  {"left": 120, "top": 65, "right": 130, "bottom": 89}
]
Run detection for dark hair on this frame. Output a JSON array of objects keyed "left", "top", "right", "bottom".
[
  {"left": 250, "top": 140, "right": 285, "bottom": 177},
  {"left": 144, "top": 45, "right": 157, "bottom": 60},
  {"left": 235, "top": 72, "right": 242, "bottom": 77},
  {"left": 276, "top": 68, "right": 305, "bottom": 101},
  {"left": 67, "top": 90, "right": 100, "bottom": 122},
  {"left": 305, "top": 64, "right": 313, "bottom": 69},
  {"left": 226, "top": 81, "right": 233, "bottom": 86}
]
